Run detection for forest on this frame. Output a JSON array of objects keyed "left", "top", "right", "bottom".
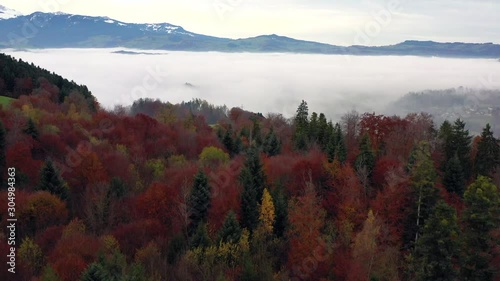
[{"left": 0, "top": 54, "right": 499, "bottom": 281}]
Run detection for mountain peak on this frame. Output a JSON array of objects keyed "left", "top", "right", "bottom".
[{"left": 0, "top": 5, "right": 22, "bottom": 20}]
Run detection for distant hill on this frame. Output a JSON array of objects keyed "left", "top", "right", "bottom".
[
  {"left": 0, "top": 6, "right": 499, "bottom": 58},
  {"left": 0, "top": 52, "right": 96, "bottom": 109}
]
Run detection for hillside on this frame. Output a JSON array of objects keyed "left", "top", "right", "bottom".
[{"left": 0, "top": 56, "right": 499, "bottom": 281}]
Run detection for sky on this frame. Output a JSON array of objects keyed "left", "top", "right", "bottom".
[{"left": 1, "top": 0, "right": 499, "bottom": 46}]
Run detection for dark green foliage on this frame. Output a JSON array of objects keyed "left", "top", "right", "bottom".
[
  {"left": 403, "top": 142, "right": 440, "bottom": 249},
  {"left": 443, "top": 154, "right": 465, "bottom": 196},
  {"left": 24, "top": 118, "right": 39, "bottom": 139},
  {"left": 474, "top": 124, "right": 500, "bottom": 177},
  {"left": 240, "top": 147, "right": 266, "bottom": 231},
  {"left": 109, "top": 177, "right": 126, "bottom": 199},
  {"left": 355, "top": 134, "right": 375, "bottom": 177},
  {"left": 251, "top": 117, "right": 263, "bottom": 146},
  {"left": 218, "top": 210, "right": 242, "bottom": 244},
  {"left": 317, "top": 113, "right": 329, "bottom": 150},
  {"left": 188, "top": 170, "right": 211, "bottom": 236},
  {"left": 413, "top": 201, "right": 461, "bottom": 281},
  {"left": 263, "top": 127, "right": 281, "bottom": 156},
  {"left": 441, "top": 119, "right": 472, "bottom": 180},
  {"left": 222, "top": 126, "right": 239, "bottom": 156},
  {"left": 335, "top": 123, "right": 347, "bottom": 163},
  {"left": 271, "top": 187, "right": 288, "bottom": 238},
  {"left": 308, "top": 112, "right": 319, "bottom": 143},
  {"left": 461, "top": 176, "right": 500, "bottom": 281},
  {"left": 167, "top": 234, "right": 187, "bottom": 265},
  {"left": 37, "top": 159, "right": 69, "bottom": 200},
  {"left": 293, "top": 100, "right": 309, "bottom": 151},
  {"left": 80, "top": 250, "right": 127, "bottom": 281},
  {"left": 191, "top": 223, "right": 212, "bottom": 249}
]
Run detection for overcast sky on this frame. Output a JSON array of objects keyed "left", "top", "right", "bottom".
[{"left": 1, "top": 0, "right": 499, "bottom": 46}]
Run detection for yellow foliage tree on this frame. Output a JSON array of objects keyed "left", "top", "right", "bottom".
[
  {"left": 258, "top": 188, "right": 275, "bottom": 235},
  {"left": 19, "top": 237, "right": 44, "bottom": 275},
  {"left": 351, "top": 209, "right": 381, "bottom": 281}
]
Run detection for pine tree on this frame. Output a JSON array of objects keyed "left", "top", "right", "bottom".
[
  {"left": 462, "top": 176, "right": 500, "bottom": 281},
  {"left": 37, "top": 159, "right": 69, "bottom": 200},
  {"left": 443, "top": 153, "right": 465, "bottom": 196},
  {"left": 271, "top": 187, "right": 288, "bottom": 238},
  {"left": 355, "top": 134, "right": 375, "bottom": 178},
  {"left": 335, "top": 123, "right": 347, "bottom": 164},
  {"left": 251, "top": 117, "right": 263, "bottom": 147},
  {"left": 222, "top": 126, "right": 235, "bottom": 156},
  {"left": 218, "top": 210, "right": 242, "bottom": 244},
  {"left": 188, "top": 170, "right": 211, "bottom": 236},
  {"left": 442, "top": 119, "right": 472, "bottom": 179},
  {"left": 413, "top": 201, "right": 461, "bottom": 281},
  {"left": 191, "top": 223, "right": 211, "bottom": 249},
  {"left": 24, "top": 118, "right": 39, "bottom": 139},
  {"left": 317, "top": 113, "right": 329, "bottom": 150},
  {"left": 263, "top": 127, "right": 281, "bottom": 156},
  {"left": 309, "top": 112, "right": 319, "bottom": 143},
  {"left": 293, "top": 100, "right": 309, "bottom": 151},
  {"left": 474, "top": 124, "right": 499, "bottom": 177},
  {"left": 240, "top": 147, "right": 266, "bottom": 231}
]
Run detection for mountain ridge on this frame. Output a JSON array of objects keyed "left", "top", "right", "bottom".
[{"left": 0, "top": 7, "right": 499, "bottom": 58}]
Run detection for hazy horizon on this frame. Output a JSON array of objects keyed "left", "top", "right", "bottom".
[{"left": 3, "top": 48, "right": 500, "bottom": 120}]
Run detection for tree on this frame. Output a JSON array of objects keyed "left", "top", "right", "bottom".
[
  {"left": 351, "top": 210, "right": 381, "bottom": 281},
  {"left": 19, "top": 237, "right": 44, "bottom": 276},
  {"left": 442, "top": 153, "right": 465, "bottom": 196},
  {"left": 24, "top": 118, "right": 39, "bottom": 139},
  {"left": 335, "top": 123, "right": 347, "bottom": 164},
  {"left": 218, "top": 211, "right": 242, "bottom": 244},
  {"left": 442, "top": 119, "right": 472, "bottom": 179},
  {"left": 240, "top": 147, "right": 266, "bottom": 231},
  {"left": 263, "top": 127, "right": 281, "bottom": 156},
  {"left": 404, "top": 142, "right": 440, "bottom": 249},
  {"left": 258, "top": 188, "right": 275, "bottom": 235},
  {"left": 188, "top": 170, "right": 211, "bottom": 236},
  {"left": 37, "top": 159, "right": 69, "bottom": 200},
  {"left": 293, "top": 100, "right": 309, "bottom": 150},
  {"left": 474, "top": 124, "right": 499, "bottom": 177},
  {"left": 355, "top": 134, "right": 375, "bottom": 178},
  {"left": 271, "top": 187, "right": 288, "bottom": 238},
  {"left": 462, "top": 176, "right": 500, "bottom": 281},
  {"left": 412, "top": 201, "right": 461, "bottom": 281},
  {"left": 191, "top": 223, "right": 212, "bottom": 249},
  {"left": 199, "top": 146, "right": 229, "bottom": 167}
]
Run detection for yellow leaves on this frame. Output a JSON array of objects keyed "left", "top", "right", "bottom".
[
  {"left": 259, "top": 188, "right": 275, "bottom": 235},
  {"left": 19, "top": 237, "right": 44, "bottom": 274},
  {"left": 145, "top": 158, "right": 165, "bottom": 180},
  {"left": 62, "top": 218, "right": 86, "bottom": 238},
  {"left": 155, "top": 105, "right": 177, "bottom": 124},
  {"left": 199, "top": 146, "right": 229, "bottom": 167}
]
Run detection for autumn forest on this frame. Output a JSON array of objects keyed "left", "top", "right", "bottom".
[{"left": 0, "top": 53, "right": 499, "bottom": 281}]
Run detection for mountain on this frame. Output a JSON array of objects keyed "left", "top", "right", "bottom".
[{"left": 0, "top": 7, "right": 499, "bottom": 58}]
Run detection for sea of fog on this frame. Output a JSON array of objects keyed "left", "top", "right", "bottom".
[{"left": 3, "top": 48, "right": 500, "bottom": 119}]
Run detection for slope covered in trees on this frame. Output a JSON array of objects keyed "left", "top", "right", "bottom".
[{"left": 0, "top": 57, "right": 499, "bottom": 281}]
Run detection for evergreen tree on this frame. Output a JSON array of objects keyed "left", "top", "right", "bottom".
[
  {"left": 24, "top": 118, "right": 39, "bottom": 139},
  {"left": 240, "top": 146, "right": 266, "bottom": 231},
  {"left": 37, "top": 159, "right": 69, "bottom": 200},
  {"left": 251, "top": 117, "right": 263, "bottom": 147},
  {"left": 404, "top": 142, "right": 440, "bottom": 249},
  {"left": 218, "top": 210, "right": 242, "bottom": 244},
  {"left": 263, "top": 127, "right": 281, "bottom": 156},
  {"left": 335, "top": 123, "right": 347, "bottom": 163},
  {"left": 413, "top": 201, "right": 461, "bottom": 281},
  {"left": 190, "top": 223, "right": 211, "bottom": 249},
  {"left": 188, "top": 170, "right": 211, "bottom": 236},
  {"left": 443, "top": 153, "right": 465, "bottom": 196},
  {"left": 308, "top": 112, "right": 319, "bottom": 143},
  {"left": 222, "top": 126, "right": 235, "bottom": 156},
  {"left": 317, "top": 113, "right": 329, "bottom": 150},
  {"left": 462, "top": 176, "right": 500, "bottom": 281},
  {"left": 0, "top": 120, "right": 5, "bottom": 188},
  {"left": 355, "top": 134, "right": 375, "bottom": 178},
  {"left": 442, "top": 119, "right": 472, "bottom": 179},
  {"left": 474, "top": 124, "right": 500, "bottom": 177},
  {"left": 293, "top": 100, "right": 309, "bottom": 151},
  {"left": 271, "top": 187, "right": 288, "bottom": 238}
]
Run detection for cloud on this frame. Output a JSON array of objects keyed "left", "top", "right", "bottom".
[{"left": 3, "top": 48, "right": 499, "bottom": 121}]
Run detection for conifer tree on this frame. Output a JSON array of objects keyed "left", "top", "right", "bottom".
[
  {"left": 271, "top": 187, "right": 288, "bottom": 238},
  {"left": 240, "top": 146, "right": 266, "bottom": 231},
  {"left": 191, "top": 223, "right": 211, "bottom": 249},
  {"left": 293, "top": 100, "right": 309, "bottom": 151},
  {"left": 462, "top": 176, "right": 500, "bottom": 281},
  {"left": 335, "top": 123, "right": 347, "bottom": 163},
  {"left": 263, "top": 127, "right": 281, "bottom": 156},
  {"left": 355, "top": 134, "right": 375, "bottom": 178},
  {"left": 24, "top": 118, "right": 39, "bottom": 139},
  {"left": 37, "top": 159, "right": 69, "bottom": 200},
  {"left": 443, "top": 153, "right": 465, "bottom": 196},
  {"left": 188, "top": 170, "right": 211, "bottom": 236},
  {"left": 218, "top": 210, "right": 242, "bottom": 244},
  {"left": 474, "top": 124, "right": 499, "bottom": 177}
]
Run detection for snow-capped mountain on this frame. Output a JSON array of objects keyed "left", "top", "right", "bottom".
[
  {"left": 0, "top": 6, "right": 499, "bottom": 58},
  {"left": 0, "top": 5, "right": 22, "bottom": 20}
]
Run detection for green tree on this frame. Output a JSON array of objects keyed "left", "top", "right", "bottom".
[
  {"left": 335, "top": 123, "right": 347, "bottom": 163},
  {"left": 188, "top": 170, "right": 211, "bottom": 236},
  {"left": 191, "top": 223, "right": 212, "bottom": 249},
  {"left": 240, "top": 147, "right": 266, "bottom": 231},
  {"left": 263, "top": 127, "right": 281, "bottom": 156},
  {"left": 251, "top": 117, "right": 263, "bottom": 146},
  {"left": 309, "top": 112, "right": 319, "bottom": 142},
  {"left": 442, "top": 119, "right": 472, "bottom": 179},
  {"left": 474, "top": 124, "right": 499, "bottom": 177},
  {"left": 355, "top": 134, "right": 375, "bottom": 178},
  {"left": 443, "top": 153, "right": 465, "bottom": 196},
  {"left": 462, "top": 176, "right": 500, "bottom": 281},
  {"left": 293, "top": 100, "right": 309, "bottom": 150},
  {"left": 412, "top": 201, "right": 461, "bottom": 281},
  {"left": 218, "top": 211, "right": 242, "bottom": 244},
  {"left": 271, "top": 187, "right": 288, "bottom": 238},
  {"left": 24, "top": 118, "right": 39, "bottom": 139},
  {"left": 37, "top": 159, "right": 69, "bottom": 200},
  {"left": 317, "top": 113, "right": 329, "bottom": 150}
]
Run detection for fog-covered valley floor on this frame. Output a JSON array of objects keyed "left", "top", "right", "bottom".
[{"left": 3, "top": 48, "right": 500, "bottom": 120}]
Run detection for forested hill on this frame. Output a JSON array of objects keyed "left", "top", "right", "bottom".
[{"left": 0, "top": 53, "right": 95, "bottom": 109}]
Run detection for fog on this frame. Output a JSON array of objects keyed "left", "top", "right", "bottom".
[{"left": 3, "top": 48, "right": 500, "bottom": 119}]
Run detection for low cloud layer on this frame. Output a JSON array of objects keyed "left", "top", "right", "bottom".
[{"left": 3, "top": 48, "right": 500, "bottom": 120}]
